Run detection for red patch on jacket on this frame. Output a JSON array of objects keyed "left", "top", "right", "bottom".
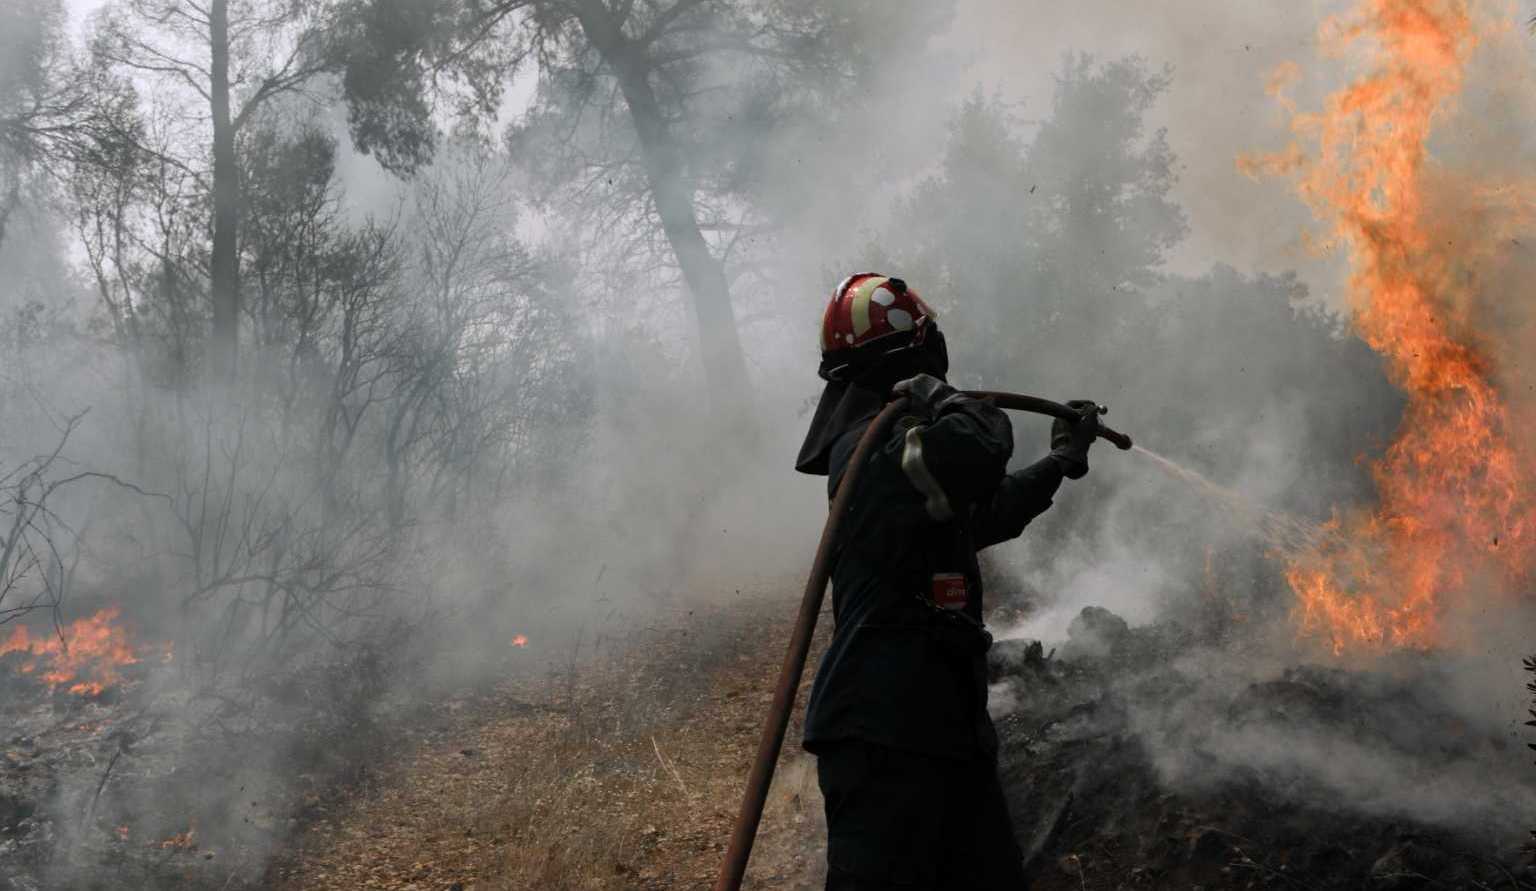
[{"left": 930, "top": 573, "right": 969, "bottom": 610}]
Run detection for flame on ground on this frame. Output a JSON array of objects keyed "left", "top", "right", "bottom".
[
  {"left": 0, "top": 608, "right": 144, "bottom": 695},
  {"left": 511, "top": 634, "right": 529, "bottom": 648},
  {"left": 1244, "top": 0, "right": 1536, "bottom": 653},
  {"left": 157, "top": 827, "right": 196, "bottom": 850}
]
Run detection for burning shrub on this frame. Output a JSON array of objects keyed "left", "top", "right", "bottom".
[
  {"left": 1248, "top": 0, "right": 1536, "bottom": 655},
  {"left": 0, "top": 608, "right": 153, "bottom": 697}
]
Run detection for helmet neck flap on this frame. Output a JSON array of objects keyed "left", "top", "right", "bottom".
[{"left": 795, "top": 326, "right": 949, "bottom": 477}]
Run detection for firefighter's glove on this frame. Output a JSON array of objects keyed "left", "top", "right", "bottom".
[
  {"left": 1050, "top": 400, "right": 1099, "bottom": 480},
  {"left": 892, "top": 374, "right": 963, "bottom": 420}
]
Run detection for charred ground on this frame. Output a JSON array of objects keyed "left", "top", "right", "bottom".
[
  {"left": 6, "top": 579, "right": 1534, "bottom": 890},
  {"left": 992, "top": 609, "right": 1536, "bottom": 890}
]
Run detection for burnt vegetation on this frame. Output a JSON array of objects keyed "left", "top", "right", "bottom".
[
  {"left": 986, "top": 610, "right": 1536, "bottom": 890},
  {"left": 1527, "top": 653, "right": 1536, "bottom": 862}
]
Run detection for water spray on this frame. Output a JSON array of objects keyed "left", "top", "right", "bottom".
[
  {"left": 1129, "top": 444, "right": 1327, "bottom": 554},
  {"left": 713, "top": 390, "right": 1131, "bottom": 891}
]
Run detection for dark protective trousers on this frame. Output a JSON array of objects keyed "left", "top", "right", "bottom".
[{"left": 817, "top": 741, "right": 1029, "bottom": 890}]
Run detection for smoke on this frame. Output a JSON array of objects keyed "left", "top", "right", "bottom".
[
  {"left": 5, "top": 0, "right": 1536, "bottom": 885},
  {"left": 941, "top": 0, "right": 1536, "bottom": 846},
  {"left": 893, "top": 0, "right": 1351, "bottom": 300}
]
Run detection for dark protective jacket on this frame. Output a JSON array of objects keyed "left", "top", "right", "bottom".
[{"left": 802, "top": 394, "right": 1066, "bottom": 761}]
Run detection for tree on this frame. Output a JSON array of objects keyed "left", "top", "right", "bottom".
[
  {"left": 0, "top": 0, "right": 138, "bottom": 250},
  {"left": 92, "top": 0, "right": 337, "bottom": 377},
  {"left": 872, "top": 61, "right": 1401, "bottom": 622},
  {"left": 1026, "top": 55, "right": 1186, "bottom": 355},
  {"left": 334, "top": 0, "right": 949, "bottom": 415},
  {"left": 379, "top": 144, "right": 591, "bottom": 522},
  {"left": 879, "top": 58, "right": 1187, "bottom": 394}
]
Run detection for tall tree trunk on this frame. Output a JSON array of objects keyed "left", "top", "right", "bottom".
[
  {"left": 572, "top": 1, "right": 752, "bottom": 415},
  {"left": 209, "top": 0, "right": 239, "bottom": 379},
  {"left": 0, "top": 176, "right": 19, "bottom": 252}
]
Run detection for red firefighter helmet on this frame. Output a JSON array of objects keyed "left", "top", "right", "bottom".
[{"left": 819, "top": 273, "right": 937, "bottom": 356}]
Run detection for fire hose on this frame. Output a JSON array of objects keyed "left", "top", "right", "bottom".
[{"left": 713, "top": 391, "right": 1132, "bottom": 891}]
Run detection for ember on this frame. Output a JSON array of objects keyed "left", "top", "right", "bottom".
[
  {"left": 158, "top": 827, "right": 196, "bottom": 850},
  {"left": 0, "top": 608, "right": 143, "bottom": 695},
  {"left": 1246, "top": 0, "right": 1535, "bottom": 653}
]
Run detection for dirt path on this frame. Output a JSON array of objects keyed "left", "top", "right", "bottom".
[{"left": 268, "top": 595, "right": 827, "bottom": 891}]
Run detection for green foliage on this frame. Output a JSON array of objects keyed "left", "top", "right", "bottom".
[
  {"left": 336, "top": 0, "right": 953, "bottom": 240},
  {"left": 332, "top": 0, "right": 471, "bottom": 174}
]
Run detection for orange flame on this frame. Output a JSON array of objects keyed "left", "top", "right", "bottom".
[
  {"left": 511, "top": 634, "right": 529, "bottom": 648},
  {"left": 0, "top": 608, "right": 142, "bottom": 695},
  {"left": 1248, "top": 1, "right": 1536, "bottom": 653}
]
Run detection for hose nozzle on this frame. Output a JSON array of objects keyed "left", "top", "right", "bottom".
[{"left": 962, "top": 391, "right": 1133, "bottom": 450}]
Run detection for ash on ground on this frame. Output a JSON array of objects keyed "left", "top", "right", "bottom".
[{"left": 989, "top": 606, "right": 1536, "bottom": 890}]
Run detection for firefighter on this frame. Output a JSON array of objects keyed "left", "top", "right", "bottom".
[{"left": 794, "top": 274, "right": 1098, "bottom": 890}]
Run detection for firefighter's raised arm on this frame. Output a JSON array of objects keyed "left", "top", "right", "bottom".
[
  {"left": 972, "top": 399, "right": 1098, "bottom": 548},
  {"left": 889, "top": 373, "right": 1013, "bottom": 521}
]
